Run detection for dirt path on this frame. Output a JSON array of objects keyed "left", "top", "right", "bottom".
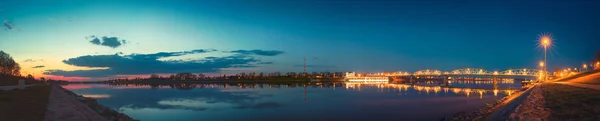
[{"left": 43, "top": 85, "right": 106, "bottom": 121}]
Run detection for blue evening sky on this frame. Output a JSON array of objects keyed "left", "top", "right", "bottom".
[{"left": 0, "top": 0, "right": 598, "bottom": 80}]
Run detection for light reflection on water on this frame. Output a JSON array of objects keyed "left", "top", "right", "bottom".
[{"left": 63, "top": 81, "right": 520, "bottom": 121}]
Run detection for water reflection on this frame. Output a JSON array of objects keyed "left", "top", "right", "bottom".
[
  {"left": 344, "top": 82, "right": 517, "bottom": 98},
  {"left": 81, "top": 94, "right": 111, "bottom": 99},
  {"left": 63, "top": 81, "right": 516, "bottom": 121}
]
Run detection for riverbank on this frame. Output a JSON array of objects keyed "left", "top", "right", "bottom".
[
  {"left": 450, "top": 84, "right": 532, "bottom": 121},
  {"left": 45, "top": 84, "right": 137, "bottom": 121},
  {"left": 0, "top": 84, "right": 137, "bottom": 121},
  {"left": 492, "top": 70, "right": 600, "bottom": 120},
  {"left": 507, "top": 83, "right": 600, "bottom": 120},
  {"left": 508, "top": 84, "right": 550, "bottom": 120}
]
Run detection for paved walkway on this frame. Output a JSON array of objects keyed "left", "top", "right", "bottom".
[{"left": 43, "top": 85, "right": 106, "bottom": 121}]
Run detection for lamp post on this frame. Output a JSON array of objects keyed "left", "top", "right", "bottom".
[
  {"left": 583, "top": 64, "right": 588, "bottom": 72},
  {"left": 540, "top": 35, "right": 551, "bottom": 82}
]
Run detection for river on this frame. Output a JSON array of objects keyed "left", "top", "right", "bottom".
[{"left": 62, "top": 80, "right": 522, "bottom": 121}]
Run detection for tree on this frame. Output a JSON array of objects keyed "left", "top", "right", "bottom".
[
  {"left": 169, "top": 75, "right": 176, "bottom": 80},
  {"left": 149, "top": 74, "right": 160, "bottom": 79},
  {"left": 198, "top": 73, "right": 206, "bottom": 79},
  {"left": 26, "top": 74, "right": 34, "bottom": 80},
  {"left": 12, "top": 64, "right": 20, "bottom": 76},
  {"left": 174, "top": 73, "right": 196, "bottom": 80},
  {"left": 0, "top": 51, "right": 21, "bottom": 76}
]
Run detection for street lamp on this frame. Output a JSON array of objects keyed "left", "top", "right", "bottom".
[
  {"left": 540, "top": 34, "right": 552, "bottom": 81},
  {"left": 583, "top": 64, "right": 588, "bottom": 72}
]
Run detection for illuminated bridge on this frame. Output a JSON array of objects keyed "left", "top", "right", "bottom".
[{"left": 365, "top": 68, "right": 545, "bottom": 77}]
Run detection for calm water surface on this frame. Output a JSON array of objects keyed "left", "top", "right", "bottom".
[{"left": 63, "top": 80, "right": 522, "bottom": 121}]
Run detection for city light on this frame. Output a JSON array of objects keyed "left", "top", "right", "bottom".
[
  {"left": 541, "top": 36, "right": 551, "bottom": 47},
  {"left": 539, "top": 61, "right": 545, "bottom": 67}
]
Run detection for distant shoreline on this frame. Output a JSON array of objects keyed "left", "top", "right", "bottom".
[{"left": 65, "top": 78, "right": 346, "bottom": 85}]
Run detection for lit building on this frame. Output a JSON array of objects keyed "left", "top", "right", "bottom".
[{"left": 345, "top": 72, "right": 389, "bottom": 83}]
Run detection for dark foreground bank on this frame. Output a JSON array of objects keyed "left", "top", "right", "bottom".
[
  {"left": 1, "top": 83, "right": 137, "bottom": 121},
  {"left": 0, "top": 85, "right": 51, "bottom": 121}
]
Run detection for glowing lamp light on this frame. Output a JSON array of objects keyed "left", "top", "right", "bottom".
[
  {"left": 539, "top": 61, "right": 545, "bottom": 67},
  {"left": 539, "top": 34, "right": 552, "bottom": 47},
  {"left": 542, "top": 37, "right": 550, "bottom": 46}
]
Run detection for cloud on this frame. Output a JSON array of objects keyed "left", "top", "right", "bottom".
[
  {"left": 294, "top": 65, "right": 336, "bottom": 68},
  {"left": 3, "top": 20, "right": 13, "bottom": 31},
  {"left": 88, "top": 36, "right": 126, "bottom": 48},
  {"left": 90, "top": 38, "right": 101, "bottom": 45},
  {"left": 32, "top": 65, "right": 45, "bottom": 68},
  {"left": 228, "top": 50, "right": 284, "bottom": 56},
  {"left": 44, "top": 49, "right": 272, "bottom": 77},
  {"left": 23, "top": 59, "right": 43, "bottom": 62},
  {"left": 257, "top": 62, "right": 274, "bottom": 64}
]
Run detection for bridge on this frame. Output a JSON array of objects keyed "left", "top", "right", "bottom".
[{"left": 364, "top": 68, "right": 545, "bottom": 77}]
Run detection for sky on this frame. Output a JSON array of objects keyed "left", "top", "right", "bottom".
[{"left": 1, "top": 0, "right": 599, "bottom": 81}]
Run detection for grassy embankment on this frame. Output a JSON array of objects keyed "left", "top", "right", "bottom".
[
  {"left": 0, "top": 85, "right": 51, "bottom": 121},
  {"left": 553, "top": 69, "right": 600, "bottom": 84},
  {"left": 570, "top": 71, "right": 600, "bottom": 85},
  {"left": 542, "top": 83, "right": 600, "bottom": 120}
]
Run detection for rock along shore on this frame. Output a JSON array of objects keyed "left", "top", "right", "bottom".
[{"left": 449, "top": 85, "right": 532, "bottom": 121}]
